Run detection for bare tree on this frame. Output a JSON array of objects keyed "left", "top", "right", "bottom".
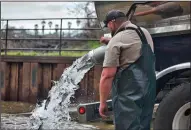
[
  {"left": 67, "top": 2, "right": 96, "bottom": 27},
  {"left": 66, "top": 2, "right": 99, "bottom": 38},
  {"left": 84, "top": 2, "right": 94, "bottom": 27}
]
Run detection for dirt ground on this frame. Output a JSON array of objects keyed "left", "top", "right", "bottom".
[{"left": 1, "top": 101, "right": 35, "bottom": 114}]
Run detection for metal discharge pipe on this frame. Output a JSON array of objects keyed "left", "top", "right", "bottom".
[{"left": 87, "top": 45, "right": 107, "bottom": 65}]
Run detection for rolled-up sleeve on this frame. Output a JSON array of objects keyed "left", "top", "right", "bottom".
[{"left": 103, "top": 40, "right": 121, "bottom": 67}]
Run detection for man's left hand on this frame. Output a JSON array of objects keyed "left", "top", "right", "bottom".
[
  {"left": 100, "top": 36, "right": 110, "bottom": 45},
  {"left": 99, "top": 102, "right": 108, "bottom": 118}
]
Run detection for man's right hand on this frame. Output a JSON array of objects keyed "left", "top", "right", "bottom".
[{"left": 100, "top": 37, "right": 111, "bottom": 45}]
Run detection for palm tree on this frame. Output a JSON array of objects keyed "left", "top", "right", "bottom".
[
  {"left": 48, "top": 21, "right": 52, "bottom": 34},
  {"left": 68, "top": 22, "right": 72, "bottom": 37},
  {"left": 41, "top": 20, "right": 46, "bottom": 35},
  {"left": 55, "top": 24, "right": 59, "bottom": 36},
  {"left": 34, "top": 24, "right": 38, "bottom": 36},
  {"left": 76, "top": 19, "right": 81, "bottom": 27},
  {"left": 76, "top": 19, "right": 80, "bottom": 36}
]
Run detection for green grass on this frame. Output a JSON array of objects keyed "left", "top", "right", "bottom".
[
  {"left": 1, "top": 51, "right": 89, "bottom": 57},
  {"left": 1, "top": 41, "right": 101, "bottom": 57},
  {"left": 88, "top": 41, "right": 101, "bottom": 49}
]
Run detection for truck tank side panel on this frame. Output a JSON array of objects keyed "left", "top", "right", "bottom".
[{"left": 154, "top": 33, "right": 191, "bottom": 71}]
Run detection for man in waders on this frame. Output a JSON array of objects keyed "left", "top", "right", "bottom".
[{"left": 99, "top": 10, "right": 156, "bottom": 130}]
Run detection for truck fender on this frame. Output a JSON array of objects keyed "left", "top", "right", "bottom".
[{"left": 156, "top": 62, "right": 191, "bottom": 94}]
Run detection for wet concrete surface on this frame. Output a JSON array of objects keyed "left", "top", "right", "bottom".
[
  {"left": 1, "top": 114, "right": 114, "bottom": 130},
  {"left": 1, "top": 114, "right": 154, "bottom": 130},
  {"left": 0, "top": 101, "right": 112, "bottom": 130},
  {"left": 1, "top": 101, "right": 98, "bottom": 129},
  {"left": 1, "top": 101, "right": 156, "bottom": 130},
  {"left": 1, "top": 114, "right": 30, "bottom": 130}
]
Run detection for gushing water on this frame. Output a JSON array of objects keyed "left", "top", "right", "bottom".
[
  {"left": 28, "top": 54, "right": 96, "bottom": 129},
  {"left": 1, "top": 46, "right": 106, "bottom": 130}
]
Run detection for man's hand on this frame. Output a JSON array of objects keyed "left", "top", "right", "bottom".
[
  {"left": 99, "top": 102, "right": 108, "bottom": 118},
  {"left": 100, "top": 36, "right": 111, "bottom": 45}
]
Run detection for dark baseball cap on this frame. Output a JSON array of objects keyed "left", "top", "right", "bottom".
[{"left": 103, "top": 10, "right": 126, "bottom": 27}]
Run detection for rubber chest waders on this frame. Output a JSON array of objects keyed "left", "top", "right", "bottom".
[{"left": 112, "top": 26, "right": 156, "bottom": 130}]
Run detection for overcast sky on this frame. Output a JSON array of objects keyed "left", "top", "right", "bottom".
[{"left": 1, "top": 2, "right": 96, "bottom": 34}]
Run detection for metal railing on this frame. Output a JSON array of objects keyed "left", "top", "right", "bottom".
[
  {"left": 2, "top": 15, "right": 189, "bottom": 56},
  {"left": 1, "top": 17, "right": 102, "bottom": 56}
]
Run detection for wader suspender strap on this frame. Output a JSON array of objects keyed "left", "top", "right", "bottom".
[{"left": 114, "top": 26, "right": 150, "bottom": 72}]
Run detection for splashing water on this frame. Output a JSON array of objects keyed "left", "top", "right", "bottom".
[{"left": 29, "top": 54, "right": 97, "bottom": 129}]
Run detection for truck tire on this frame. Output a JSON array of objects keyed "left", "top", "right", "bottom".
[{"left": 154, "top": 82, "right": 190, "bottom": 130}]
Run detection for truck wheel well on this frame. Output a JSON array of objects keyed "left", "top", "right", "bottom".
[{"left": 156, "top": 69, "right": 190, "bottom": 102}]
